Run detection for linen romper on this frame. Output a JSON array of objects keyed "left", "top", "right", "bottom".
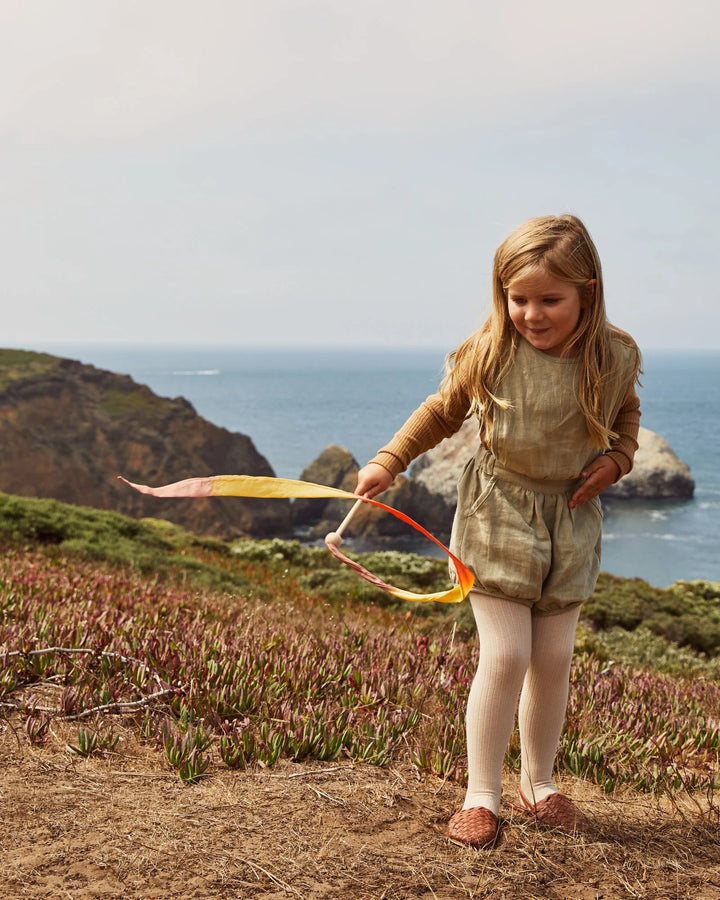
[{"left": 449, "top": 340, "right": 634, "bottom": 615}]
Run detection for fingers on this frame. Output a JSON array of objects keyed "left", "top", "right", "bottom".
[
  {"left": 356, "top": 462, "right": 394, "bottom": 499},
  {"left": 569, "top": 472, "right": 602, "bottom": 508},
  {"left": 569, "top": 456, "right": 620, "bottom": 508}
]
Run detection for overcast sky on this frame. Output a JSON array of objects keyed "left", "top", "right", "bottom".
[{"left": 2, "top": 1, "right": 718, "bottom": 351}]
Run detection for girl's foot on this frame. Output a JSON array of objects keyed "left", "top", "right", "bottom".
[
  {"left": 447, "top": 807, "right": 499, "bottom": 849},
  {"left": 514, "top": 789, "right": 590, "bottom": 832}
]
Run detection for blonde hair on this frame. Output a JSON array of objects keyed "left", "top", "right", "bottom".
[{"left": 441, "top": 214, "right": 641, "bottom": 448}]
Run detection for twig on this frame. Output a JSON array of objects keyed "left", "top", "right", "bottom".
[
  {"left": 1, "top": 688, "right": 177, "bottom": 720},
  {"left": 306, "top": 785, "right": 346, "bottom": 805},
  {"left": 285, "top": 765, "right": 355, "bottom": 779},
  {"left": 262, "top": 764, "right": 355, "bottom": 779},
  {"left": 418, "top": 869, "right": 439, "bottom": 900},
  {"left": 3, "top": 646, "right": 164, "bottom": 687},
  {"left": 115, "top": 771, "right": 178, "bottom": 779},
  {"left": 2, "top": 645, "right": 180, "bottom": 720},
  {"left": 245, "top": 859, "right": 303, "bottom": 898},
  {"left": 65, "top": 688, "right": 178, "bottom": 720}
]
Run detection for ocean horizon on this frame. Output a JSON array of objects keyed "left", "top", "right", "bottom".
[{"left": 19, "top": 342, "right": 720, "bottom": 590}]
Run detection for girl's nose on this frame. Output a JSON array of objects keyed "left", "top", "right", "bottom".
[{"left": 525, "top": 302, "right": 544, "bottom": 322}]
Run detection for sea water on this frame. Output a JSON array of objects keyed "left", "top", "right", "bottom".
[{"left": 36, "top": 343, "right": 720, "bottom": 589}]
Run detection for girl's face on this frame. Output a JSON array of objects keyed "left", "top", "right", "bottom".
[{"left": 506, "top": 267, "right": 585, "bottom": 357}]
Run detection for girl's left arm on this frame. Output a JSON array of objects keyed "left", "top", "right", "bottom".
[
  {"left": 603, "top": 383, "right": 641, "bottom": 478},
  {"left": 569, "top": 384, "right": 641, "bottom": 508}
]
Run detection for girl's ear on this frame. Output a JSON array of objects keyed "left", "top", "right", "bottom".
[{"left": 581, "top": 278, "right": 597, "bottom": 307}]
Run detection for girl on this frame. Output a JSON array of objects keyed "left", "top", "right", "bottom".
[{"left": 356, "top": 214, "right": 641, "bottom": 849}]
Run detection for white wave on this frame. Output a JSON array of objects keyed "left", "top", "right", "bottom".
[
  {"left": 603, "top": 531, "right": 699, "bottom": 543},
  {"left": 172, "top": 369, "right": 221, "bottom": 376},
  {"left": 648, "top": 509, "right": 668, "bottom": 521}
]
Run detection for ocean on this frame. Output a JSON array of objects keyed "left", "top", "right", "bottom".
[{"left": 38, "top": 343, "right": 720, "bottom": 589}]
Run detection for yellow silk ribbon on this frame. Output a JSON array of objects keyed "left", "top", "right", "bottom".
[{"left": 119, "top": 474, "right": 474, "bottom": 604}]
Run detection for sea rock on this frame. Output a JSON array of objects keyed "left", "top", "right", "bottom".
[
  {"left": 0, "top": 348, "right": 292, "bottom": 540},
  {"left": 602, "top": 426, "right": 694, "bottom": 500},
  {"left": 410, "top": 417, "right": 479, "bottom": 511},
  {"left": 294, "top": 445, "right": 450, "bottom": 541},
  {"left": 409, "top": 419, "right": 695, "bottom": 506},
  {"left": 292, "top": 445, "right": 359, "bottom": 536}
]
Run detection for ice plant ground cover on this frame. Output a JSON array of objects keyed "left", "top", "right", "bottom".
[{"left": 0, "top": 509, "right": 718, "bottom": 797}]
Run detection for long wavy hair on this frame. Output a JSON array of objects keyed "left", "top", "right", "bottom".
[{"left": 441, "top": 214, "right": 641, "bottom": 448}]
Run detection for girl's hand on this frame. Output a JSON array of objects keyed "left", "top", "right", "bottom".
[
  {"left": 356, "top": 462, "right": 394, "bottom": 499},
  {"left": 569, "top": 455, "right": 620, "bottom": 508}
]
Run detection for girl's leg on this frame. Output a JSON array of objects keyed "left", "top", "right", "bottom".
[
  {"left": 463, "top": 592, "right": 532, "bottom": 815},
  {"left": 517, "top": 604, "right": 582, "bottom": 805}
]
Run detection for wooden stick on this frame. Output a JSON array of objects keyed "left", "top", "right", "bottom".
[{"left": 325, "top": 498, "right": 364, "bottom": 547}]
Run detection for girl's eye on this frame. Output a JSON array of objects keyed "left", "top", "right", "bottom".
[
  {"left": 510, "top": 297, "right": 526, "bottom": 305},
  {"left": 543, "top": 297, "right": 560, "bottom": 305}
]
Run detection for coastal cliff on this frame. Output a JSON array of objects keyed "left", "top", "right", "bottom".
[{"left": 0, "top": 349, "right": 292, "bottom": 540}]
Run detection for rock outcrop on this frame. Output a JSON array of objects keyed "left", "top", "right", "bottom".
[
  {"left": 602, "top": 426, "right": 694, "bottom": 500},
  {"left": 0, "top": 348, "right": 292, "bottom": 539},
  {"left": 409, "top": 418, "right": 479, "bottom": 511},
  {"left": 293, "top": 445, "right": 450, "bottom": 541},
  {"left": 292, "top": 446, "right": 360, "bottom": 537}
]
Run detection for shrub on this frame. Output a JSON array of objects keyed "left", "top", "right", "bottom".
[{"left": 585, "top": 573, "right": 720, "bottom": 657}]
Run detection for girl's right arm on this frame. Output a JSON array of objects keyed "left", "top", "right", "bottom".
[{"left": 355, "top": 384, "right": 472, "bottom": 498}]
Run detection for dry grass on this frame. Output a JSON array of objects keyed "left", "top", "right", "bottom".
[{"left": 1, "top": 717, "right": 718, "bottom": 900}]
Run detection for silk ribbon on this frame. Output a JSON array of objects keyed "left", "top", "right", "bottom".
[{"left": 119, "top": 474, "right": 474, "bottom": 604}]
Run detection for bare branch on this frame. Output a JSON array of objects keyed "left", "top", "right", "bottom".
[{"left": 65, "top": 688, "right": 178, "bottom": 720}]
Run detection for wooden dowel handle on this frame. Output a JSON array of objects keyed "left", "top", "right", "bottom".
[{"left": 325, "top": 498, "right": 364, "bottom": 547}]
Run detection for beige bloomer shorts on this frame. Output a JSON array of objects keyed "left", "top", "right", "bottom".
[{"left": 449, "top": 449, "right": 603, "bottom": 616}]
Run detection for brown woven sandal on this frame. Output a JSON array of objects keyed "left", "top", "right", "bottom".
[
  {"left": 447, "top": 807, "right": 499, "bottom": 849},
  {"left": 513, "top": 789, "right": 590, "bottom": 833}
]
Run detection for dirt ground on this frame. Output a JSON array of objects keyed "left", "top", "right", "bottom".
[{"left": 1, "top": 718, "right": 719, "bottom": 900}]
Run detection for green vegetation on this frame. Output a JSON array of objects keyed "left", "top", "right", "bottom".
[
  {"left": 575, "top": 623, "right": 720, "bottom": 680},
  {"left": 1, "top": 492, "right": 719, "bottom": 673},
  {"left": 0, "top": 492, "right": 248, "bottom": 593},
  {"left": 0, "top": 348, "right": 61, "bottom": 392},
  {"left": 1, "top": 492, "right": 719, "bottom": 800},
  {"left": 98, "top": 385, "right": 169, "bottom": 418},
  {"left": 233, "top": 538, "right": 454, "bottom": 615},
  {"left": 585, "top": 572, "right": 720, "bottom": 656}
]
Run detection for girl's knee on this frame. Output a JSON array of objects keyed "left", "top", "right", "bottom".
[
  {"left": 477, "top": 642, "right": 531, "bottom": 684},
  {"left": 528, "top": 642, "right": 574, "bottom": 680}
]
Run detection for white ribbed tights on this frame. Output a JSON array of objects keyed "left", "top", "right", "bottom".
[{"left": 462, "top": 591, "right": 581, "bottom": 816}]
